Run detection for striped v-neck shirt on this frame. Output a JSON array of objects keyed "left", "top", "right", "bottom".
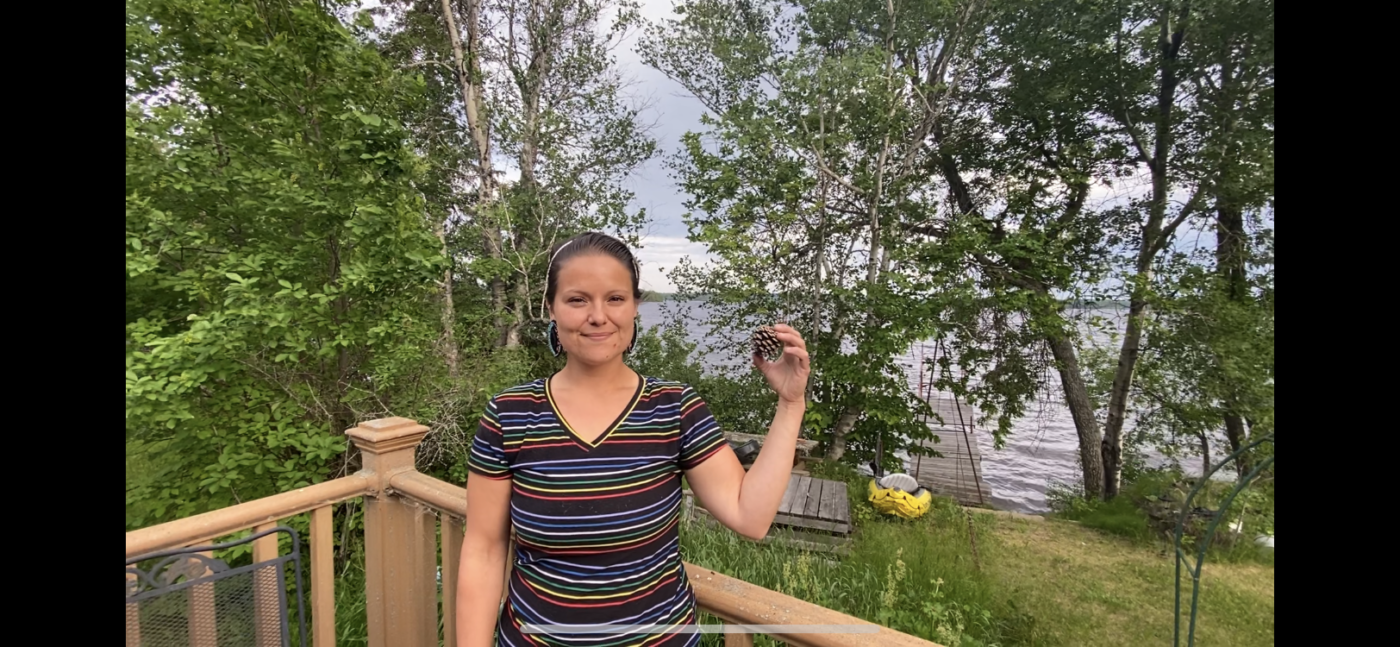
[{"left": 468, "top": 376, "right": 727, "bottom": 647}]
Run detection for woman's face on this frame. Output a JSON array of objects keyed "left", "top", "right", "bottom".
[{"left": 550, "top": 253, "right": 638, "bottom": 365}]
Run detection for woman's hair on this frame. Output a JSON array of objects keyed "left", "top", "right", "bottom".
[{"left": 544, "top": 232, "right": 644, "bottom": 307}]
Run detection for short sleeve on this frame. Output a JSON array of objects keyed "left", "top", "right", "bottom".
[
  {"left": 678, "top": 385, "right": 726, "bottom": 470},
  {"left": 467, "top": 397, "right": 512, "bottom": 480}
]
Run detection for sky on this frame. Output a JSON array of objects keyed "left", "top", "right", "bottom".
[{"left": 612, "top": 0, "right": 712, "bottom": 294}]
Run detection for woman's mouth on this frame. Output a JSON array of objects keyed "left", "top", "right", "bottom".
[{"left": 583, "top": 332, "right": 613, "bottom": 341}]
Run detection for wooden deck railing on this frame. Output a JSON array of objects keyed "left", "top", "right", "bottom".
[{"left": 125, "top": 417, "right": 945, "bottom": 647}]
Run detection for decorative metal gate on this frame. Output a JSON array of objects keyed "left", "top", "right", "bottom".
[{"left": 127, "top": 526, "right": 308, "bottom": 647}]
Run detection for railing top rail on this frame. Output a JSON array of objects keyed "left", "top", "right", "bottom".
[
  {"left": 390, "top": 470, "right": 467, "bottom": 519},
  {"left": 685, "top": 564, "right": 946, "bottom": 647},
  {"left": 125, "top": 474, "right": 371, "bottom": 558}
]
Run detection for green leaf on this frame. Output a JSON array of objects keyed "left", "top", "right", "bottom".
[{"left": 225, "top": 272, "right": 244, "bottom": 282}]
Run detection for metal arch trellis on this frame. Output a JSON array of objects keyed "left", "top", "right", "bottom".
[{"left": 1172, "top": 431, "right": 1274, "bottom": 647}]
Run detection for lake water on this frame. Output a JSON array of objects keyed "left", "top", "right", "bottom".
[{"left": 639, "top": 300, "right": 1222, "bottom": 514}]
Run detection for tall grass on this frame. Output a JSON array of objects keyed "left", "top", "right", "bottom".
[{"left": 681, "top": 461, "right": 1034, "bottom": 647}]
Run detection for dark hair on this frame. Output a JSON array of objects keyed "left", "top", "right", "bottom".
[{"left": 544, "top": 232, "right": 644, "bottom": 307}]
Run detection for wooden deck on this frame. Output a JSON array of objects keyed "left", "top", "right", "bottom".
[{"left": 905, "top": 394, "right": 994, "bottom": 507}]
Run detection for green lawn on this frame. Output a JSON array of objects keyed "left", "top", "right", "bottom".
[{"left": 679, "top": 465, "right": 1274, "bottom": 647}]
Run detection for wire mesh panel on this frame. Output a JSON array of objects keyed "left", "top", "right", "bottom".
[{"left": 127, "top": 527, "right": 307, "bottom": 647}]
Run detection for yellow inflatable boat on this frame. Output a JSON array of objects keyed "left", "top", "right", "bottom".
[{"left": 867, "top": 473, "right": 932, "bottom": 520}]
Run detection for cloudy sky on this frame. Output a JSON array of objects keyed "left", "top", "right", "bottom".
[{"left": 612, "top": 0, "right": 711, "bottom": 294}]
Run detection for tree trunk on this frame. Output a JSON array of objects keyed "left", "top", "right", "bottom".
[
  {"left": 826, "top": 406, "right": 860, "bottom": 462},
  {"left": 1046, "top": 332, "right": 1105, "bottom": 499},
  {"left": 1102, "top": 2, "right": 1188, "bottom": 499},
  {"left": 1197, "top": 430, "right": 1211, "bottom": 476},
  {"left": 434, "top": 213, "right": 460, "bottom": 379},
  {"left": 507, "top": 279, "right": 528, "bottom": 348},
  {"left": 1102, "top": 296, "right": 1148, "bottom": 499},
  {"left": 440, "top": 0, "right": 508, "bottom": 346},
  {"left": 807, "top": 192, "right": 825, "bottom": 405},
  {"left": 487, "top": 238, "right": 508, "bottom": 347},
  {"left": 1216, "top": 202, "right": 1251, "bottom": 475}
]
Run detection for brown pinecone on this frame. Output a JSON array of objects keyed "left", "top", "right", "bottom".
[{"left": 751, "top": 326, "right": 783, "bottom": 362}]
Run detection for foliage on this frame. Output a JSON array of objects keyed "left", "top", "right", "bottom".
[
  {"left": 1048, "top": 465, "right": 1275, "bottom": 567},
  {"left": 627, "top": 318, "right": 778, "bottom": 435},
  {"left": 126, "top": 0, "right": 450, "bottom": 528},
  {"left": 642, "top": 0, "right": 994, "bottom": 466}
]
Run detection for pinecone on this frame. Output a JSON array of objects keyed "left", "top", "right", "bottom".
[{"left": 751, "top": 325, "right": 784, "bottom": 362}]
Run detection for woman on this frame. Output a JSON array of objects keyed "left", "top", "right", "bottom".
[{"left": 456, "top": 232, "right": 811, "bottom": 647}]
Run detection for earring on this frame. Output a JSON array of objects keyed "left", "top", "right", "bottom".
[
  {"left": 548, "top": 320, "right": 563, "bottom": 357},
  {"left": 625, "top": 319, "right": 640, "bottom": 354}
]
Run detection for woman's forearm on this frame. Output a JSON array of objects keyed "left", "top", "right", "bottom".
[
  {"left": 457, "top": 533, "right": 508, "bottom": 647},
  {"left": 736, "top": 399, "right": 806, "bottom": 535}
]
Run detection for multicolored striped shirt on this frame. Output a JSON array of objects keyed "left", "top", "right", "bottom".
[{"left": 468, "top": 376, "right": 727, "bottom": 647}]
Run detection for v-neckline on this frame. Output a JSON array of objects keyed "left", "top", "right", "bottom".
[{"left": 545, "top": 374, "right": 645, "bottom": 451}]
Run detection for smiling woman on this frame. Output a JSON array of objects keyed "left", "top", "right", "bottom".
[{"left": 456, "top": 232, "right": 812, "bottom": 647}]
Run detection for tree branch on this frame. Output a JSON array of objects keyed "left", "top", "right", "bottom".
[
  {"left": 1117, "top": 116, "right": 1154, "bottom": 169},
  {"left": 1151, "top": 185, "right": 1209, "bottom": 256},
  {"left": 399, "top": 59, "right": 457, "bottom": 74}
]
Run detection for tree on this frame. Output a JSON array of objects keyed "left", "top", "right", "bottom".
[
  {"left": 980, "top": 0, "right": 1273, "bottom": 498},
  {"left": 644, "top": 0, "right": 995, "bottom": 466},
  {"left": 381, "top": 0, "right": 657, "bottom": 349},
  {"left": 126, "top": 0, "right": 446, "bottom": 525},
  {"left": 647, "top": 0, "right": 1273, "bottom": 502}
]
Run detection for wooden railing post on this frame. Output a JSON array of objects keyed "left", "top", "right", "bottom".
[
  {"left": 188, "top": 552, "right": 218, "bottom": 647},
  {"left": 347, "top": 417, "right": 436, "bottom": 647},
  {"left": 441, "top": 516, "right": 464, "bottom": 647},
  {"left": 311, "top": 505, "right": 336, "bottom": 647},
  {"left": 253, "top": 523, "right": 281, "bottom": 647}
]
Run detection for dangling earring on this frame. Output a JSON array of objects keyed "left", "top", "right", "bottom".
[
  {"left": 548, "top": 320, "right": 563, "bottom": 357},
  {"left": 625, "top": 319, "right": 640, "bottom": 354}
]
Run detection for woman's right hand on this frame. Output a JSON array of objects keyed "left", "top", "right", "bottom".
[{"left": 753, "top": 323, "right": 811, "bottom": 405}]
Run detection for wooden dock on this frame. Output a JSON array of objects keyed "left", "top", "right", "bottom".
[{"left": 904, "top": 394, "right": 994, "bottom": 507}]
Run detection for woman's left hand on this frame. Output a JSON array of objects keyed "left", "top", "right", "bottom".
[{"left": 753, "top": 323, "right": 811, "bottom": 405}]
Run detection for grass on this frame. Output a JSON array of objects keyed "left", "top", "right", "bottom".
[
  {"left": 677, "top": 461, "right": 1273, "bottom": 647},
  {"left": 986, "top": 517, "right": 1273, "bottom": 646},
  {"left": 1057, "top": 495, "right": 1153, "bottom": 540},
  {"left": 683, "top": 498, "right": 1013, "bottom": 647}
]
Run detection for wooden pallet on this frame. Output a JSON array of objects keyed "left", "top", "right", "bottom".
[
  {"left": 685, "top": 475, "right": 854, "bottom": 554},
  {"left": 775, "top": 475, "right": 851, "bottom": 535}
]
